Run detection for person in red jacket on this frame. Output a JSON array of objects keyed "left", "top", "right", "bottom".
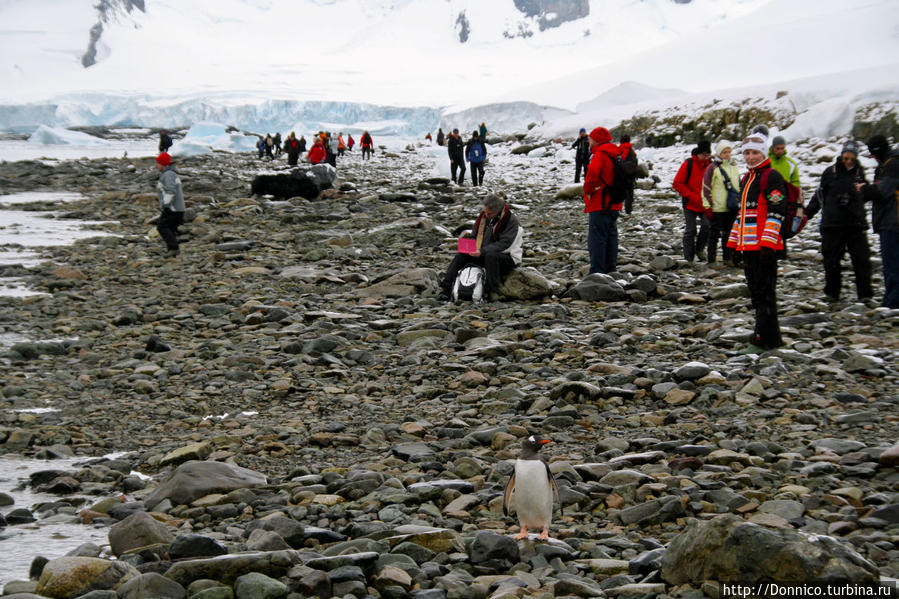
[
  {"left": 727, "top": 131, "right": 788, "bottom": 354},
  {"left": 673, "top": 140, "right": 712, "bottom": 262},
  {"left": 307, "top": 138, "right": 327, "bottom": 165},
  {"left": 583, "top": 126, "right": 622, "bottom": 274},
  {"left": 361, "top": 131, "right": 374, "bottom": 160}
]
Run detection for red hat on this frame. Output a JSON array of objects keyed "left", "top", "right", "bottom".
[
  {"left": 156, "top": 152, "right": 172, "bottom": 166},
  {"left": 589, "top": 127, "right": 612, "bottom": 144}
]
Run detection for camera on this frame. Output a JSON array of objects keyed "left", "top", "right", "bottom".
[{"left": 837, "top": 192, "right": 852, "bottom": 208}]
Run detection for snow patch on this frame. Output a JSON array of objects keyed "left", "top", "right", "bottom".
[{"left": 27, "top": 125, "right": 107, "bottom": 146}]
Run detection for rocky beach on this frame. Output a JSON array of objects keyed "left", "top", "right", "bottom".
[{"left": 0, "top": 134, "right": 897, "bottom": 599}]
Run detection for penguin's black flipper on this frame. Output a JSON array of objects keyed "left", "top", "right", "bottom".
[
  {"left": 542, "top": 460, "right": 562, "bottom": 512},
  {"left": 502, "top": 472, "right": 516, "bottom": 517}
]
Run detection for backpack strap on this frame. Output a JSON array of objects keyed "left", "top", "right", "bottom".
[
  {"left": 717, "top": 164, "right": 735, "bottom": 192},
  {"left": 685, "top": 158, "right": 693, "bottom": 182}
]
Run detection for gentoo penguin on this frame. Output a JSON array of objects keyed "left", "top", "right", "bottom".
[{"left": 503, "top": 434, "right": 560, "bottom": 540}]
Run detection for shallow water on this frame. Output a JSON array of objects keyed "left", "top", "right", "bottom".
[
  {"left": 0, "top": 455, "right": 110, "bottom": 589},
  {"left": 0, "top": 191, "right": 119, "bottom": 297}
]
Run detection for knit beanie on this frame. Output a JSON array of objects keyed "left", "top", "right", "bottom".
[
  {"left": 742, "top": 133, "right": 768, "bottom": 155},
  {"left": 696, "top": 140, "right": 711, "bottom": 155},
  {"left": 589, "top": 127, "right": 612, "bottom": 144},
  {"left": 156, "top": 152, "right": 171, "bottom": 166},
  {"left": 752, "top": 124, "right": 769, "bottom": 137},
  {"left": 579, "top": 128, "right": 586, "bottom": 134},
  {"left": 770, "top": 135, "right": 786, "bottom": 148},
  {"left": 841, "top": 140, "right": 860, "bottom": 156},
  {"left": 867, "top": 134, "right": 890, "bottom": 161},
  {"left": 715, "top": 140, "right": 733, "bottom": 156}
]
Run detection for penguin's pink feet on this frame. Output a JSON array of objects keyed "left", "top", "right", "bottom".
[
  {"left": 537, "top": 528, "right": 550, "bottom": 541},
  {"left": 514, "top": 527, "right": 529, "bottom": 540}
]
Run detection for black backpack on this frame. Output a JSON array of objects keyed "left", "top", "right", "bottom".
[{"left": 598, "top": 156, "right": 631, "bottom": 210}]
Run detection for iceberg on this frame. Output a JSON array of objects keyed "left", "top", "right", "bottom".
[
  {"left": 170, "top": 121, "right": 259, "bottom": 156},
  {"left": 27, "top": 125, "right": 108, "bottom": 146}
]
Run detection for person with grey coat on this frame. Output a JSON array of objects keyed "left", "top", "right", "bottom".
[{"left": 155, "top": 152, "right": 185, "bottom": 257}]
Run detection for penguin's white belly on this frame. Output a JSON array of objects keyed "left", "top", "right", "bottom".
[{"left": 511, "top": 460, "right": 553, "bottom": 529}]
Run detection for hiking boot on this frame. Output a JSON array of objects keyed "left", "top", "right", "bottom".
[
  {"left": 696, "top": 250, "right": 707, "bottom": 262},
  {"left": 737, "top": 344, "right": 766, "bottom": 355},
  {"left": 164, "top": 249, "right": 179, "bottom": 258}
]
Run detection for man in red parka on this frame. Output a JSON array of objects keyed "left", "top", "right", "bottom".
[
  {"left": 307, "top": 137, "right": 327, "bottom": 165},
  {"left": 673, "top": 140, "right": 712, "bottom": 262},
  {"left": 583, "top": 127, "right": 621, "bottom": 274}
]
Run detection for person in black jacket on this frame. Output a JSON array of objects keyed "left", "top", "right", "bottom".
[
  {"left": 447, "top": 129, "right": 466, "bottom": 185},
  {"left": 159, "top": 130, "right": 173, "bottom": 153},
  {"left": 436, "top": 128, "right": 445, "bottom": 146},
  {"left": 571, "top": 128, "right": 590, "bottom": 183},
  {"left": 860, "top": 134, "right": 899, "bottom": 308},
  {"left": 806, "top": 140, "right": 872, "bottom": 302}
]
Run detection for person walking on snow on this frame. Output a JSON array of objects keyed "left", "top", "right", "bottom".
[
  {"left": 154, "top": 152, "right": 185, "bottom": 258},
  {"left": 860, "top": 134, "right": 899, "bottom": 308},
  {"left": 436, "top": 128, "right": 445, "bottom": 146},
  {"left": 673, "top": 141, "right": 712, "bottom": 262},
  {"left": 571, "top": 128, "right": 590, "bottom": 183},
  {"left": 285, "top": 132, "right": 302, "bottom": 166},
  {"left": 465, "top": 130, "right": 488, "bottom": 186},
  {"left": 347, "top": 134, "right": 355, "bottom": 151},
  {"left": 727, "top": 131, "right": 788, "bottom": 354},
  {"left": 583, "top": 127, "right": 622, "bottom": 274},
  {"left": 806, "top": 140, "right": 872, "bottom": 303},
  {"left": 702, "top": 140, "right": 742, "bottom": 266},
  {"left": 479, "top": 122, "right": 488, "bottom": 139}
]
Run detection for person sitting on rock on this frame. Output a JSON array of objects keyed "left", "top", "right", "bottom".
[
  {"left": 307, "top": 137, "right": 327, "bottom": 165},
  {"left": 437, "top": 194, "right": 523, "bottom": 302},
  {"left": 154, "top": 152, "right": 185, "bottom": 258}
]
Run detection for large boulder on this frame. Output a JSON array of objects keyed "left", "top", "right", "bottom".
[
  {"left": 164, "top": 551, "right": 302, "bottom": 586},
  {"left": 660, "top": 515, "right": 879, "bottom": 585},
  {"left": 554, "top": 184, "right": 584, "bottom": 200},
  {"left": 108, "top": 511, "right": 175, "bottom": 557},
  {"left": 564, "top": 273, "right": 627, "bottom": 302},
  {"left": 354, "top": 268, "right": 440, "bottom": 299},
  {"left": 144, "top": 461, "right": 267, "bottom": 509},
  {"left": 250, "top": 173, "right": 319, "bottom": 200},
  {"left": 498, "top": 267, "right": 558, "bottom": 300},
  {"left": 116, "top": 572, "right": 187, "bottom": 599},
  {"left": 35, "top": 557, "right": 139, "bottom": 599}
]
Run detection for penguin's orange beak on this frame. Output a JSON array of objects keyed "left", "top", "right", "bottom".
[{"left": 539, "top": 439, "right": 551, "bottom": 444}]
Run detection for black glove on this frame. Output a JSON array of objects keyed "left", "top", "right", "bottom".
[{"left": 759, "top": 247, "right": 775, "bottom": 264}]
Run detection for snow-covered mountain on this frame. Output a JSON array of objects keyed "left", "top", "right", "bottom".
[{"left": 1, "top": 0, "right": 897, "bottom": 139}]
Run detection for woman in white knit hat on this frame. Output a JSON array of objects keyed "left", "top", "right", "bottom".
[
  {"left": 727, "top": 131, "right": 789, "bottom": 354},
  {"left": 702, "top": 139, "right": 742, "bottom": 266}
]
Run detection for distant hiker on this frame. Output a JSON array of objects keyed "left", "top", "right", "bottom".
[
  {"left": 256, "top": 136, "right": 265, "bottom": 159},
  {"left": 436, "top": 128, "right": 445, "bottom": 146},
  {"left": 805, "top": 140, "right": 872, "bottom": 303},
  {"left": 307, "top": 137, "right": 327, "bottom": 165},
  {"left": 448, "top": 128, "right": 466, "bottom": 184},
  {"left": 338, "top": 133, "right": 346, "bottom": 156},
  {"left": 702, "top": 140, "right": 741, "bottom": 266},
  {"left": 264, "top": 134, "right": 274, "bottom": 159},
  {"left": 673, "top": 140, "right": 712, "bottom": 262},
  {"left": 465, "top": 130, "right": 488, "bottom": 186},
  {"left": 479, "top": 122, "right": 488, "bottom": 139},
  {"left": 361, "top": 131, "right": 374, "bottom": 160},
  {"left": 298, "top": 135, "right": 307, "bottom": 153},
  {"left": 347, "top": 134, "right": 355, "bottom": 151},
  {"left": 425, "top": 132, "right": 433, "bottom": 143},
  {"left": 158, "top": 130, "right": 173, "bottom": 153},
  {"left": 437, "top": 194, "right": 523, "bottom": 303},
  {"left": 571, "top": 128, "right": 590, "bottom": 183},
  {"left": 583, "top": 126, "right": 622, "bottom": 274},
  {"left": 727, "top": 131, "right": 788, "bottom": 354},
  {"left": 285, "top": 132, "right": 302, "bottom": 166},
  {"left": 327, "top": 132, "right": 338, "bottom": 167},
  {"left": 618, "top": 134, "right": 639, "bottom": 214},
  {"left": 273, "top": 132, "right": 282, "bottom": 156},
  {"left": 154, "top": 152, "right": 185, "bottom": 258},
  {"left": 860, "top": 134, "right": 899, "bottom": 308},
  {"left": 768, "top": 135, "right": 801, "bottom": 188}
]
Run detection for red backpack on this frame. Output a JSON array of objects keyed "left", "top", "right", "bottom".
[{"left": 761, "top": 169, "right": 807, "bottom": 240}]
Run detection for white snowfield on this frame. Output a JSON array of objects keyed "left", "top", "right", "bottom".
[{"left": 0, "top": 0, "right": 897, "bottom": 138}]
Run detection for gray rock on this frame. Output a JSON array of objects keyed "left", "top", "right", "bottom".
[
  {"left": 233, "top": 572, "right": 288, "bottom": 599},
  {"left": 164, "top": 550, "right": 302, "bottom": 586},
  {"left": 498, "top": 266, "right": 557, "bottom": 299},
  {"left": 245, "top": 514, "right": 304, "bottom": 548},
  {"left": 674, "top": 361, "right": 711, "bottom": 380},
  {"left": 810, "top": 438, "right": 866, "bottom": 455},
  {"left": 246, "top": 528, "right": 291, "bottom": 551},
  {"left": 468, "top": 531, "right": 520, "bottom": 571},
  {"left": 168, "top": 534, "right": 229, "bottom": 560},
  {"left": 144, "top": 460, "right": 267, "bottom": 509},
  {"left": 117, "top": 572, "right": 186, "bottom": 599},
  {"left": 108, "top": 511, "right": 174, "bottom": 557},
  {"left": 758, "top": 500, "right": 806, "bottom": 521},
  {"left": 660, "top": 515, "right": 879, "bottom": 585},
  {"left": 36, "top": 557, "right": 139, "bottom": 598}
]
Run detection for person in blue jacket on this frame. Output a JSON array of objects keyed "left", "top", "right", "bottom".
[{"left": 465, "top": 131, "right": 488, "bottom": 186}]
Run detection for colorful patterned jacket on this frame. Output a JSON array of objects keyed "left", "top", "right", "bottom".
[{"left": 727, "top": 159, "right": 787, "bottom": 252}]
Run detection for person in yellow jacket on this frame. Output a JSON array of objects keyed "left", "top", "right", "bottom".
[
  {"left": 702, "top": 140, "right": 742, "bottom": 266},
  {"left": 768, "top": 135, "right": 801, "bottom": 187}
]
